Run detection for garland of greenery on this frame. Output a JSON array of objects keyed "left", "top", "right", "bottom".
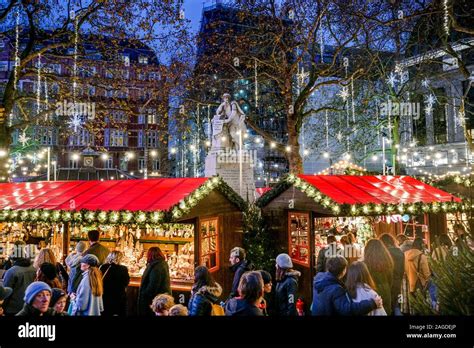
[
  {"left": 0, "top": 176, "right": 246, "bottom": 225},
  {"left": 256, "top": 174, "right": 468, "bottom": 216}
]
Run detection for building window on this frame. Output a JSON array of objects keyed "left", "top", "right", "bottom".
[
  {"left": 105, "top": 89, "right": 113, "bottom": 98},
  {"left": 122, "top": 69, "right": 130, "bottom": 79},
  {"left": 139, "top": 55, "right": 148, "bottom": 64},
  {"left": 88, "top": 86, "right": 95, "bottom": 96},
  {"left": 138, "top": 114, "right": 145, "bottom": 124},
  {"left": 120, "top": 156, "right": 128, "bottom": 171},
  {"left": 200, "top": 218, "right": 219, "bottom": 271},
  {"left": 288, "top": 212, "right": 310, "bottom": 266},
  {"left": 138, "top": 130, "right": 144, "bottom": 147},
  {"left": 149, "top": 72, "right": 160, "bottom": 80},
  {"left": 112, "top": 111, "right": 127, "bottom": 123},
  {"left": 35, "top": 127, "right": 56, "bottom": 146},
  {"left": 138, "top": 73, "right": 145, "bottom": 80},
  {"left": 152, "top": 159, "right": 160, "bottom": 171},
  {"left": 105, "top": 70, "right": 113, "bottom": 79},
  {"left": 0, "top": 61, "right": 9, "bottom": 71},
  {"left": 122, "top": 54, "right": 130, "bottom": 67},
  {"left": 109, "top": 129, "right": 127, "bottom": 147},
  {"left": 69, "top": 158, "right": 78, "bottom": 169},
  {"left": 147, "top": 110, "right": 157, "bottom": 124},
  {"left": 147, "top": 130, "right": 158, "bottom": 147},
  {"left": 138, "top": 157, "right": 145, "bottom": 170},
  {"left": 69, "top": 129, "right": 91, "bottom": 146},
  {"left": 104, "top": 157, "right": 113, "bottom": 169}
]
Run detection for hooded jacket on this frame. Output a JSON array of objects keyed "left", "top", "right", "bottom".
[
  {"left": 275, "top": 270, "right": 301, "bottom": 316},
  {"left": 311, "top": 271, "right": 376, "bottom": 316},
  {"left": 2, "top": 258, "right": 36, "bottom": 315},
  {"left": 188, "top": 283, "right": 223, "bottom": 316},
  {"left": 224, "top": 297, "right": 263, "bottom": 316},
  {"left": 65, "top": 252, "right": 83, "bottom": 293},
  {"left": 229, "top": 259, "right": 252, "bottom": 298},
  {"left": 404, "top": 249, "right": 430, "bottom": 293}
]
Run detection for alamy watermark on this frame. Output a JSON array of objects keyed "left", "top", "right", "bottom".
[
  {"left": 379, "top": 100, "right": 420, "bottom": 120},
  {"left": 55, "top": 100, "right": 96, "bottom": 119},
  {"left": 217, "top": 149, "right": 258, "bottom": 167},
  {"left": 18, "top": 323, "right": 56, "bottom": 341},
  {"left": 0, "top": 244, "right": 38, "bottom": 259}
]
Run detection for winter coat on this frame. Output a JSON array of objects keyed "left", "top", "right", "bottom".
[
  {"left": 387, "top": 246, "right": 405, "bottom": 312},
  {"left": 99, "top": 263, "right": 130, "bottom": 316},
  {"left": 137, "top": 259, "right": 171, "bottom": 316},
  {"left": 311, "top": 271, "right": 376, "bottom": 316},
  {"left": 367, "top": 269, "right": 392, "bottom": 316},
  {"left": 188, "top": 283, "right": 222, "bottom": 316},
  {"left": 275, "top": 270, "right": 300, "bottom": 316},
  {"left": 15, "top": 303, "right": 60, "bottom": 316},
  {"left": 225, "top": 297, "right": 263, "bottom": 316},
  {"left": 229, "top": 259, "right": 252, "bottom": 298},
  {"left": 352, "top": 283, "right": 387, "bottom": 316},
  {"left": 83, "top": 242, "right": 110, "bottom": 265},
  {"left": 71, "top": 270, "right": 104, "bottom": 316},
  {"left": 431, "top": 246, "right": 449, "bottom": 261},
  {"left": 316, "top": 243, "right": 343, "bottom": 273},
  {"left": 404, "top": 249, "right": 430, "bottom": 293},
  {"left": 65, "top": 252, "right": 83, "bottom": 293},
  {"left": 2, "top": 258, "right": 36, "bottom": 315}
]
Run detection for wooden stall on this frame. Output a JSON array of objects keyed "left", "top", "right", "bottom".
[
  {"left": 0, "top": 177, "right": 246, "bottom": 314},
  {"left": 257, "top": 174, "right": 465, "bottom": 310}
]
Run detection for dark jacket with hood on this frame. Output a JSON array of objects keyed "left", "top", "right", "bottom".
[
  {"left": 225, "top": 297, "right": 263, "bottom": 316},
  {"left": 137, "top": 259, "right": 171, "bottom": 316},
  {"left": 2, "top": 258, "right": 36, "bottom": 315},
  {"left": 229, "top": 259, "right": 252, "bottom": 298},
  {"left": 188, "top": 283, "right": 222, "bottom": 316},
  {"left": 275, "top": 270, "right": 301, "bottom": 316},
  {"left": 311, "top": 271, "right": 377, "bottom": 316},
  {"left": 15, "top": 303, "right": 60, "bottom": 316}
]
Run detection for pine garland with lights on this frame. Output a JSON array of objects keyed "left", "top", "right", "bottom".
[{"left": 242, "top": 203, "right": 281, "bottom": 273}]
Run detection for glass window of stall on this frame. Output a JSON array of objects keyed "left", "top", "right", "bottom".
[
  {"left": 288, "top": 212, "right": 310, "bottom": 266},
  {"left": 200, "top": 218, "right": 219, "bottom": 272}
]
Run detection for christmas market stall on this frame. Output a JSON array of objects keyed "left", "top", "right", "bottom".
[
  {"left": 0, "top": 176, "right": 246, "bottom": 314},
  {"left": 257, "top": 174, "right": 466, "bottom": 307}
]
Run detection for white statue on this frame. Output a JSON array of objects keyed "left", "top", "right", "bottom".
[{"left": 210, "top": 93, "right": 247, "bottom": 151}]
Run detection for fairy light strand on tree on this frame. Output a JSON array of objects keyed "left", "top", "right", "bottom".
[
  {"left": 14, "top": 7, "right": 20, "bottom": 91},
  {"left": 36, "top": 54, "right": 41, "bottom": 116},
  {"left": 254, "top": 59, "right": 258, "bottom": 108},
  {"left": 443, "top": 0, "right": 449, "bottom": 37}
]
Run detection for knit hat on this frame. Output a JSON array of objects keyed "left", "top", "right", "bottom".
[
  {"left": 0, "top": 285, "right": 13, "bottom": 301},
  {"left": 40, "top": 262, "right": 58, "bottom": 280},
  {"left": 230, "top": 247, "right": 246, "bottom": 260},
  {"left": 276, "top": 253, "right": 293, "bottom": 269},
  {"left": 75, "top": 241, "right": 87, "bottom": 253},
  {"left": 50, "top": 288, "right": 67, "bottom": 307},
  {"left": 24, "top": 281, "right": 52, "bottom": 305},
  {"left": 80, "top": 254, "right": 99, "bottom": 267},
  {"left": 259, "top": 270, "right": 272, "bottom": 285}
]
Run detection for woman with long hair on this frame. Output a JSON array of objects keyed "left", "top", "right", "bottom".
[
  {"left": 188, "top": 266, "right": 222, "bottom": 316},
  {"left": 33, "top": 248, "right": 68, "bottom": 291},
  {"left": 363, "top": 238, "right": 394, "bottom": 315},
  {"left": 137, "top": 247, "right": 171, "bottom": 316},
  {"left": 99, "top": 251, "right": 130, "bottom": 316},
  {"left": 70, "top": 254, "right": 103, "bottom": 316},
  {"left": 274, "top": 253, "right": 301, "bottom": 316},
  {"left": 345, "top": 261, "right": 387, "bottom": 316},
  {"left": 35, "top": 262, "right": 63, "bottom": 289}
]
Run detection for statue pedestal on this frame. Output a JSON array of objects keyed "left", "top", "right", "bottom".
[{"left": 205, "top": 151, "right": 256, "bottom": 203}]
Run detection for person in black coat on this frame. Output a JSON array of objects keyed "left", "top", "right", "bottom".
[
  {"left": 274, "top": 254, "right": 300, "bottom": 316},
  {"left": 312, "top": 256, "right": 382, "bottom": 315},
  {"left": 188, "top": 266, "right": 222, "bottom": 316},
  {"left": 137, "top": 247, "right": 171, "bottom": 316},
  {"left": 99, "top": 251, "right": 130, "bottom": 316},
  {"left": 379, "top": 233, "right": 405, "bottom": 315},
  {"left": 316, "top": 235, "right": 341, "bottom": 273},
  {"left": 228, "top": 247, "right": 252, "bottom": 299}
]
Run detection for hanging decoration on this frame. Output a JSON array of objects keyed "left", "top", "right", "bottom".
[
  {"left": 36, "top": 53, "right": 41, "bottom": 116},
  {"left": 13, "top": 6, "right": 20, "bottom": 91}
]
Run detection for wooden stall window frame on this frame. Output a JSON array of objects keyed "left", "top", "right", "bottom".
[
  {"left": 199, "top": 216, "right": 220, "bottom": 272},
  {"left": 401, "top": 213, "right": 430, "bottom": 247},
  {"left": 287, "top": 210, "right": 311, "bottom": 267}
]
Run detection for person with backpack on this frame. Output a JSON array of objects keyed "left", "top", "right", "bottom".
[
  {"left": 188, "top": 266, "right": 223, "bottom": 316},
  {"left": 405, "top": 238, "right": 431, "bottom": 296}
]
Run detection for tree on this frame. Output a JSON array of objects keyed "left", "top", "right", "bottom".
[{"left": 0, "top": 0, "right": 192, "bottom": 181}]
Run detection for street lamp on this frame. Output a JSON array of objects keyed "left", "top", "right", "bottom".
[{"left": 0, "top": 149, "right": 7, "bottom": 158}]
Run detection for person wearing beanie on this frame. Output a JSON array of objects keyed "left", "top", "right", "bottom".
[
  {"left": 36, "top": 262, "right": 62, "bottom": 289},
  {"left": 2, "top": 246, "right": 36, "bottom": 315},
  {"left": 66, "top": 241, "right": 88, "bottom": 293},
  {"left": 228, "top": 247, "right": 253, "bottom": 299},
  {"left": 0, "top": 285, "right": 13, "bottom": 316},
  {"left": 16, "top": 281, "right": 58, "bottom": 316},
  {"left": 274, "top": 253, "right": 301, "bottom": 316},
  {"left": 70, "top": 254, "right": 103, "bottom": 316},
  {"left": 50, "top": 288, "right": 68, "bottom": 315}
]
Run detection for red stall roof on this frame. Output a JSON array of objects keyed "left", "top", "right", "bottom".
[
  {"left": 255, "top": 187, "right": 272, "bottom": 196},
  {"left": 298, "top": 175, "right": 461, "bottom": 204},
  {"left": 0, "top": 178, "right": 211, "bottom": 212}
]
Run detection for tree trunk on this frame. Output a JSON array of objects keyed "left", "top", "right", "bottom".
[{"left": 287, "top": 111, "right": 303, "bottom": 174}]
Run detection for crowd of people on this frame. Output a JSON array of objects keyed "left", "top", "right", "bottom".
[{"left": 0, "top": 225, "right": 468, "bottom": 316}]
